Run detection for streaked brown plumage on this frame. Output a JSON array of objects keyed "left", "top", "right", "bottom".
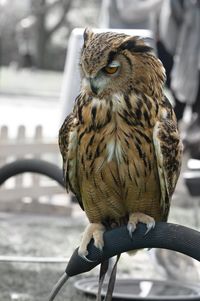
[{"left": 59, "top": 29, "right": 183, "bottom": 258}]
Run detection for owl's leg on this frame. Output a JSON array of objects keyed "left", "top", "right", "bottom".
[
  {"left": 78, "top": 223, "right": 105, "bottom": 258},
  {"left": 127, "top": 212, "right": 155, "bottom": 238}
]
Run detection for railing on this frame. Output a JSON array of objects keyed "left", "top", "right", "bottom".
[{"left": 0, "top": 125, "right": 71, "bottom": 215}]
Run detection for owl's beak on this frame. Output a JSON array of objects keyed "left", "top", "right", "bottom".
[{"left": 89, "top": 78, "right": 98, "bottom": 95}]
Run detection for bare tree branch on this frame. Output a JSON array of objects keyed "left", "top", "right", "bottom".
[
  {"left": 45, "top": 0, "right": 63, "bottom": 13},
  {"left": 47, "top": 0, "right": 72, "bottom": 38},
  {"left": 29, "top": 0, "right": 73, "bottom": 68},
  {"left": 31, "top": 0, "right": 66, "bottom": 16},
  {"left": 30, "top": 0, "right": 47, "bottom": 16}
]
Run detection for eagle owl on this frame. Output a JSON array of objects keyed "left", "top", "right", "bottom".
[{"left": 59, "top": 29, "right": 182, "bottom": 258}]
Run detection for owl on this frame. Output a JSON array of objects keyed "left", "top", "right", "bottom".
[{"left": 59, "top": 28, "right": 182, "bottom": 258}]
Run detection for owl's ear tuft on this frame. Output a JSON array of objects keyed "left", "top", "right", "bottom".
[
  {"left": 119, "top": 36, "right": 153, "bottom": 53},
  {"left": 83, "top": 28, "right": 94, "bottom": 44}
]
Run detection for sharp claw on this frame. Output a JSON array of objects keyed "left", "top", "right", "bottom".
[
  {"left": 127, "top": 223, "right": 132, "bottom": 238},
  {"left": 78, "top": 253, "right": 96, "bottom": 263},
  {"left": 94, "top": 244, "right": 103, "bottom": 252},
  {"left": 144, "top": 221, "right": 155, "bottom": 236},
  {"left": 127, "top": 223, "right": 136, "bottom": 239}
]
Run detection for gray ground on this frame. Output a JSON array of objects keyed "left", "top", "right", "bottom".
[{"left": 0, "top": 213, "right": 85, "bottom": 301}]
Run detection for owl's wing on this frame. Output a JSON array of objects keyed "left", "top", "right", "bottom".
[
  {"left": 153, "top": 97, "right": 183, "bottom": 220},
  {"left": 58, "top": 113, "right": 84, "bottom": 210}
]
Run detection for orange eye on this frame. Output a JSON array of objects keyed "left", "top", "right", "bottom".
[{"left": 103, "top": 66, "right": 119, "bottom": 75}]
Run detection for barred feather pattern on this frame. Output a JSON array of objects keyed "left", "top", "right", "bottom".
[{"left": 59, "top": 30, "right": 182, "bottom": 228}]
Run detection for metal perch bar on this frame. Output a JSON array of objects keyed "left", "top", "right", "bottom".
[{"left": 49, "top": 222, "right": 200, "bottom": 300}]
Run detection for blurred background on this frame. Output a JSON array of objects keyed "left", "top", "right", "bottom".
[
  {"left": 0, "top": 0, "right": 200, "bottom": 301},
  {"left": 0, "top": 0, "right": 100, "bottom": 137}
]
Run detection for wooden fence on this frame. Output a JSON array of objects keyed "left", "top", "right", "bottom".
[{"left": 0, "top": 125, "right": 71, "bottom": 215}]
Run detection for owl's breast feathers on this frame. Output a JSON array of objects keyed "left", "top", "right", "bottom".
[{"left": 59, "top": 92, "right": 182, "bottom": 225}]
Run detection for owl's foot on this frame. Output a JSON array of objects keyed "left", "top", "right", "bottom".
[
  {"left": 127, "top": 212, "right": 155, "bottom": 238},
  {"left": 78, "top": 223, "right": 105, "bottom": 259}
]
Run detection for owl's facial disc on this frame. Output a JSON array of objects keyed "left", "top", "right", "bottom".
[{"left": 89, "top": 60, "right": 121, "bottom": 95}]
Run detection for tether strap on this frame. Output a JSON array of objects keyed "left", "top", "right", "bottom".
[
  {"left": 104, "top": 254, "right": 121, "bottom": 301},
  {"left": 96, "top": 259, "right": 109, "bottom": 301}
]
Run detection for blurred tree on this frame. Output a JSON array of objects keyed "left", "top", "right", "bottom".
[
  {"left": 0, "top": 0, "right": 29, "bottom": 66},
  {"left": 0, "top": 0, "right": 99, "bottom": 70},
  {"left": 30, "top": 0, "right": 72, "bottom": 68}
]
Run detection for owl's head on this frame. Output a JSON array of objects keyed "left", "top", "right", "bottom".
[{"left": 80, "top": 28, "right": 165, "bottom": 98}]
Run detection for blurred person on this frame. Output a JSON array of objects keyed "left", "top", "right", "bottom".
[
  {"left": 158, "top": 0, "right": 200, "bottom": 123},
  {"left": 99, "top": 0, "right": 163, "bottom": 30}
]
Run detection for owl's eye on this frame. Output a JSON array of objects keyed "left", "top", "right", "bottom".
[{"left": 103, "top": 66, "right": 119, "bottom": 75}]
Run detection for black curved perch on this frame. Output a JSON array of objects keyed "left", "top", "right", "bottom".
[
  {"left": 49, "top": 222, "right": 200, "bottom": 300},
  {"left": 0, "top": 159, "right": 65, "bottom": 188}
]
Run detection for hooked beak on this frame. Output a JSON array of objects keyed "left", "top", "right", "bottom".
[{"left": 89, "top": 78, "right": 98, "bottom": 95}]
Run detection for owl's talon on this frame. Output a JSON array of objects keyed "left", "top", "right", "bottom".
[
  {"left": 127, "top": 223, "right": 136, "bottom": 238},
  {"left": 78, "top": 247, "right": 96, "bottom": 263},
  {"left": 78, "top": 223, "right": 105, "bottom": 260},
  {"left": 144, "top": 221, "right": 156, "bottom": 236},
  {"left": 128, "top": 212, "right": 155, "bottom": 238},
  {"left": 78, "top": 253, "right": 96, "bottom": 263},
  {"left": 78, "top": 247, "right": 88, "bottom": 257},
  {"left": 94, "top": 243, "right": 103, "bottom": 251}
]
